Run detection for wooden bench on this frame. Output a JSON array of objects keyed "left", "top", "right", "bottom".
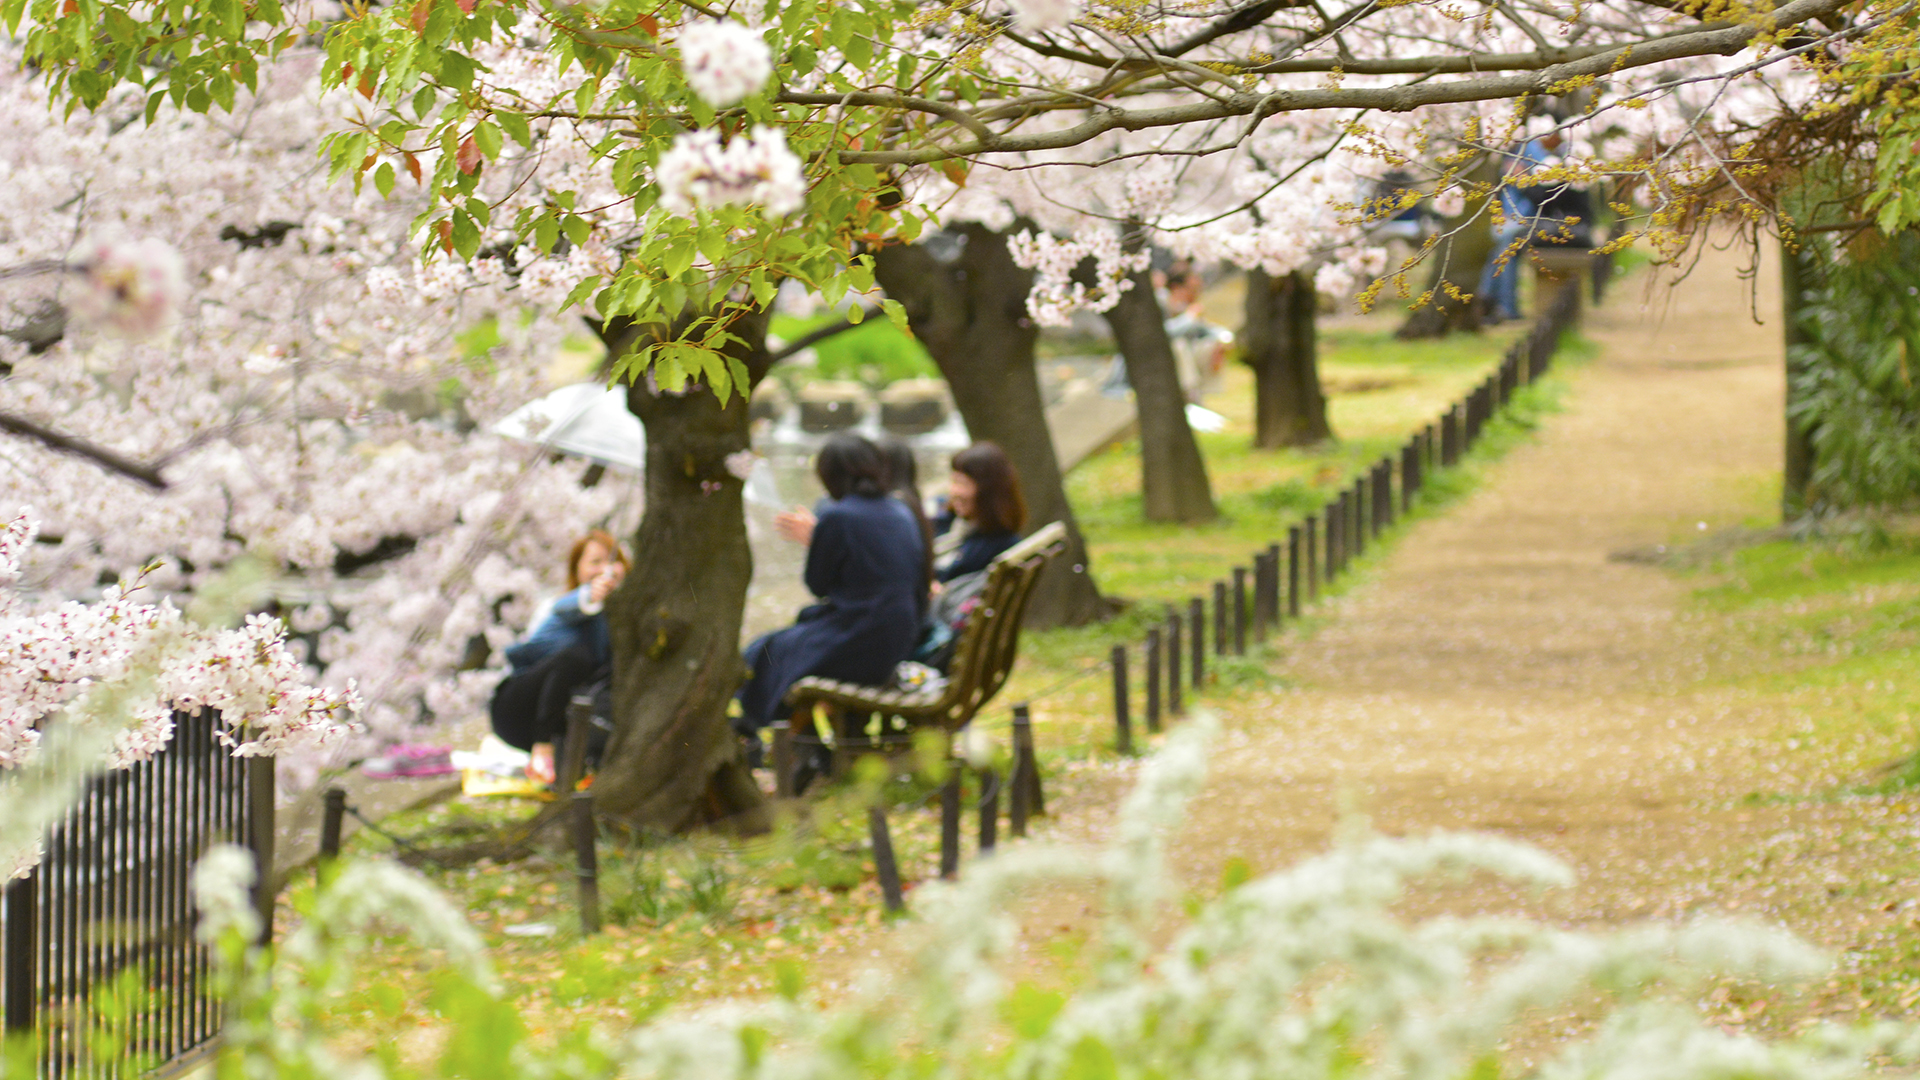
[{"left": 779, "top": 521, "right": 1069, "bottom": 787}]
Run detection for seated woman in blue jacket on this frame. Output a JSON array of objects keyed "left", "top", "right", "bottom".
[
  {"left": 933, "top": 441, "right": 1027, "bottom": 584},
  {"left": 737, "top": 434, "right": 926, "bottom": 737},
  {"left": 490, "top": 529, "right": 629, "bottom": 783}
]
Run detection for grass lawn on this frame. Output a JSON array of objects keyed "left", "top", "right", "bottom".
[{"left": 288, "top": 307, "right": 1573, "bottom": 1059}]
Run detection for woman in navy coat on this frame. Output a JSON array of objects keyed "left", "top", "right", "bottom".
[{"left": 736, "top": 435, "right": 926, "bottom": 734}]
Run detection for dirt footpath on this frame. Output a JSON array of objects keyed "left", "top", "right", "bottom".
[{"left": 1035, "top": 244, "right": 1915, "bottom": 966}]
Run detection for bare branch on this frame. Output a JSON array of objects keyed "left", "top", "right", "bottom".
[{"left": 0, "top": 411, "right": 169, "bottom": 490}]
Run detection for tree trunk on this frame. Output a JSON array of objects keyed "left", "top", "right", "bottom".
[
  {"left": 1104, "top": 265, "right": 1218, "bottom": 523},
  {"left": 1780, "top": 237, "right": 1817, "bottom": 520},
  {"left": 872, "top": 225, "right": 1113, "bottom": 628},
  {"left": 1240, "top": 268, "right": 1332, "bottom": 448},
  {"left": 1396, "top": 159, "right": 1498, "bottom": 340},
  {"left": 589, "top": 313, "right": 773, "bottom": 836}
]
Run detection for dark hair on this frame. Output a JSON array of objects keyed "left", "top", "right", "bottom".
[
  {"left": 566, "top": 529, "right": 631, "bottom": 590},
  {"left": 816, "top": 434, "right": 888, "bottom": 500},
  {"left": 880, "top": 439, "right": 934, "bottom": 609},
  {"left": 951, "top": 441, "right": 1028, "bottom": 536}
]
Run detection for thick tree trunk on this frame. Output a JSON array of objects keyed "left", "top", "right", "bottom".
[
  {"left": 589, "top": 313, "right": 772, "bottom": 835},
  {"left": 1240, "top": 268, "right": 1332, "bottom": 448},
  {"left": 1780, "top": 237, "right": 1817, "bottom": 520},
  {"left": 1397, "top": 160, "right": 1498, "bottom": 340},
  {"left": 1104, "top": 266, "right": 1219, "bottom": 523},
  {"left": 872, "top": 225, "right": 1113, "bottom": 628}
]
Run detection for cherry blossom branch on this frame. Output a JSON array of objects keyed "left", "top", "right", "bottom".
[
  {"left": 837, "top": 0, "right": 1851, "bottom": 167},
  {"left": 0, "top": 410, "right": 169, "bottom": 490}
]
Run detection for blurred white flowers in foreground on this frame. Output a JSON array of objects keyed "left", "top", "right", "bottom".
[{"left": 676, "top": 20, "right": 773, "bottom": 108}]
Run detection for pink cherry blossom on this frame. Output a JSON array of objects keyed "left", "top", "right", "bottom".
[{"left": 676, "top": 20, "right": 774, "bottom": 108}]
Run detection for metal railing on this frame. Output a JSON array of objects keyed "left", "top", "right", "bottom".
[{"left": 2, "top": 709, "right": 274, "bottom": 1078}]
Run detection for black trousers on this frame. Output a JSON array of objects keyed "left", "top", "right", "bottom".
[{"left": 489, "top": 642, "right": 603, "bottom": 751}]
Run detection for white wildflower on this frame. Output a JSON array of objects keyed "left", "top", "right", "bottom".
[
  {"left": 723, "top": 449, "right": 759, "bottom": 481},
  {"left": 192, "top": 844, "right": 262, "bottom": 944},
  {"left": 676, "top": 20, "right": 773, "bottom": 108}
]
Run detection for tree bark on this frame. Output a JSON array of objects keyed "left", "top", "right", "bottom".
[
  {"left": 1240, "top": 268, "right": 1333, "bottom": 448},
  {"left": 1396, "top": 159, "right": 1498, "bottom": 340},
  {"left": 588, "top": 312, "right": 773, "bottom": 836},
  {"left": 872, "top": 224, "right": 1113, "bottom": 628},
  {"left": 1103, "top": 265, "right": 1219, "bottom": 523},
  {"left": 1780, "top": 237, "right": 1817, "bottom": 520}
]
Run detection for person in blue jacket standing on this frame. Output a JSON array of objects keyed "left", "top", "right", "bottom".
[
  {"left": 490, "top": 529, "right": 629, "bottom": 783},
  {"left": 739, "top": 434, "right": 926, "bottom": 737},
  {"left": 1479, "top": 126, "right": 1563, "bottom": 323}
]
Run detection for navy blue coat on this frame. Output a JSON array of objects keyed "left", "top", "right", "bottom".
[
  {"left": 932, "top": 510, "right": 1020, "bottom": 583},
  {"left": 737, "top": 493, "right": 926, "bottom": 730}
]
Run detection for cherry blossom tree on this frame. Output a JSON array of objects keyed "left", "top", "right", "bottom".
[
  {"left": 8, "top": 0, "right": 1896, "bottom": 831},
  {"left": 0, "top": 53, "right": 620, "bottom": 792}
]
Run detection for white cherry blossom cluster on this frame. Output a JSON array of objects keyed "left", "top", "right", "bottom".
[
  {"left": 676, "top": 20, "right": 774, "bottom": 108},
  {"left": 656, "top": 126, "right": 808, "bottom": 219},
  {"left": 65, "top": 237, "right": 187, "bottom": 339},
  {"left": 1006, "top": 227, "right": 1151, "bottom": 326},
  {"left": 1, "top": 510, "right": 359, "bottom": 785},
  {"left": 1004, "top": 0, "right": 1080, "bottom": 32}
]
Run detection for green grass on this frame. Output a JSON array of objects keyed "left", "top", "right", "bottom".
[{"left": 768, "top": 312, "right": 938, "bottom": 388}]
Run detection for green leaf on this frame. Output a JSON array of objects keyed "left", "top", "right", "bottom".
[
  {"left": 439, "top": 50, "right": 475, "bottom": 91},
  {"left": 661, "top": 239, "right": 695, "bottom": 279},
  {"left": 374, "top": 161, "right": 396, "bottom": 197},
  {"left": 533, "top": 214, "right": 560, "bottom": 253},
  {"left": 881, "top": 298, "right": 908, "bottom": 332},
  {"left": 449, "top": 211, "right": 481, "bottom": 258},
  {"left": 561, "top": 274, "right": 602, "bottom": 312},
  {"left": 496, "top": 108, "right": 531, "bottom": 148},
  {"left": 472, "top": 120, "right": 502, "bottom": 160},
  {"left": 561, "top": 214, "right": 590, "bottom": 247}
]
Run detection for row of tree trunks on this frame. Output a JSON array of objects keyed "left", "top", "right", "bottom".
[
  {"left": 1241, "top": 268, "right": 1333, "bottom": 448},
  {"left": 872, "top": 223, "right": 1114, "bottom": 627}
]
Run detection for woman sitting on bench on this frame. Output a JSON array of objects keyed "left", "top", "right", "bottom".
[
  {"left": 489, "top": 529, "right": 628, "bottom": 783},
  {"left": 934, "top": 441, "right": 1027, "bottom": 584},
  {"left": 739, "top": 434, "right": 926, "bottom": 742}
]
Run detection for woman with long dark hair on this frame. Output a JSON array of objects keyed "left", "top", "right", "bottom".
[{"left": 737, "top": 434, "right": 926, "bottom": 736}]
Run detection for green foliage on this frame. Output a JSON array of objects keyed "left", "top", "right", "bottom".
[
  {"left": 602, "top": 845, "right": 735, "bottom": 926},
  {"left": 1789, "top": 232, "right": 1920, "bottom": 511},
  {"left": 768, "top": 313, "right": 938, "bottom": 388}
]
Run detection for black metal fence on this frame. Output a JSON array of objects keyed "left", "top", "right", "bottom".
[
  {"left": 2, "top": 709, "right": 274, "bottom": 1078},
  {"left": 1107, "top": 280, "right": 1586, "bottom": 737}
]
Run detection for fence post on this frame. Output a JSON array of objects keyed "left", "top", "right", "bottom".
[
  {"left": 1213, "top": 581, "right": 1229, "bottom": 657},
  {"left": 1010, "top": 704, "right": 1036, "bottom": 836},
  {"left": 1287, "top": 526, "right": 1302, "bottom": 618},
  {"left": 1263, "top": 543, "right": 1282, "bottom": 631},
  {"left": 770, "top": 720, "right": 795, "bottom": 798},
  {"left": 1353, "top": 479, "right": 1368, "bottom": 558},
  {"left": 1403, "top": 441, "right": 1420, "bottom": 513},
  {"left": 1305, "top": 514, "right": 1319, "bottom": 600},
  {"left": 559, "top": 693, "right": 594, "bottom": 794},
  {"left": 1144, "top": 628, "right": 1162, "bottom": 734},
  {"left": 248, "top": 755, "right": 277, "bottom": 943},
  {"left": 978, "top": 766, "right": 999, "bottom": 854},
  {"left": 1111, "top": 644, "right": 1133, "bottom": 753},
  {"left": 869, "top": 806, "right": 905, "bottom": 911},
  {"left": 940, "top": 767, "right": 962, "bottom": 879},
  {"left": 319, "top": 786, "right": 346, "bottom": 867},
  {"left": 1189, "top": 597, "right": 1206, "bottom": 688},
  {"left": 1166, "top": 608, "right": 1183, "bottom": 715},
  {"left": 1231, "top": 567, "right": 1248, "bottom": 656},
  {"left": 3, "top": 873, "right": 33, "bottom": 1034},
  {"left": 570, "top": 791, "right": 601, "bottom": 935},
  {"left": 1375, "top": 462, "right": 1392, "bottom": 532}
]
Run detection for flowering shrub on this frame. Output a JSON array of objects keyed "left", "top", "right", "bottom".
[
  {"left": 0, "top": 506, "right": 356, "bottom": 879},
  {"left": 149, "top": 714, "right": 1918, "bottom": 1080}
]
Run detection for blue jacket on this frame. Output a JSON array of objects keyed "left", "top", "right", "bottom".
[
  {"left": 737, "top": 493, "right": 926, "bottom": 728},
  {"left": 933, "top": 510, "right": 1020, "bottom": 583},
  {"left": 503, "top": 586, "right": 610, "bottom": 674}
]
